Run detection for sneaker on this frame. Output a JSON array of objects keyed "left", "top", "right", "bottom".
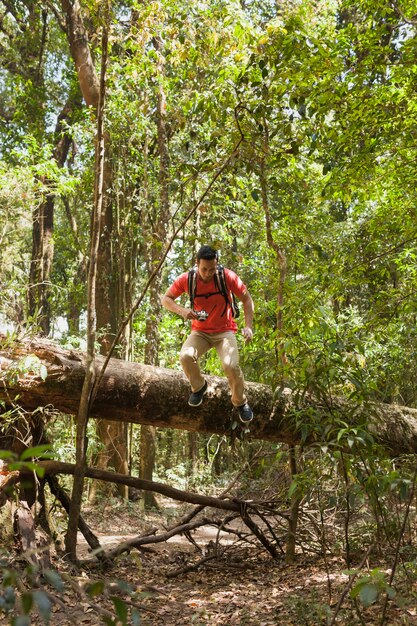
[
  {"left": 237, "top": 402, "right": 253, "bottom": 423},
  {"left": 188, "top": 381, "right": 208, "bottom": 407}
]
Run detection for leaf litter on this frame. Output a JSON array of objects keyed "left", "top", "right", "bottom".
[{"left": 27, "top": 498, "right": 417, "bottom": 626}]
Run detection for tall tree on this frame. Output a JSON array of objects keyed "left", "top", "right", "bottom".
[
  {"left": 139, "top": 34, "right": 171, "bottom": 508},
  {"left": 60, "top": 0, "right": 129, "bottom": 496},
  {"left": 29, "top": 88, "right": 82, "bottom": 334}
]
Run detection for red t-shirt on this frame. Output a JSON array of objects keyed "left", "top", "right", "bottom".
[{"left": 169, "top": 268, "right": 247, "bottom": 333}]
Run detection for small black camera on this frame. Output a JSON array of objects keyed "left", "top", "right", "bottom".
[{"left": 194, "top": 310, "right": 209, "bottom": 321}]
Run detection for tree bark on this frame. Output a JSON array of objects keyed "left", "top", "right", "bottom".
[
  {"left": 14, "top": 461, "right": 266, "bottom": 514},
  {"left": 2, "top": 337, "right": 417, "bottom": 454},
  {"left": 60, "top": 0, "right": 100, "bottom": 109}
]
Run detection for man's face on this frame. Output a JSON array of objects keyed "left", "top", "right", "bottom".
[{"left": 197, "top": 257, "right": 217, "bottom": 283}]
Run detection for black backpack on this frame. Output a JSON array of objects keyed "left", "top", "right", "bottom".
[{"left": 187, "top": 265, "right": 240, "bottom": 319}]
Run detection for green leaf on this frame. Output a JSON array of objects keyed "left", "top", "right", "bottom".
[
  {"left": 9, "top": 461, "right": 45, "bottom": 477},
  {"left": 86, "top": 580, "right": 105, "bottom": 597},
  {"left": 33, "top": 591, "right": 51, "bottom": 624},
  {"left": 20, "top": 445, "right": 53, "bottom": 461},
  {"left": 288, "top": 480, "right": 299, "bottom": 498},
  {"left": 12, "top": 617, "right": 31, "bottom": 626},
  {"left": 24, "top": 355, "right": 39, "bottom": 370},
  {"left": 359, "top": 583, "right": 379, "bottom": 607},
  {"left": 115, "top": 580, "right": 134, "bottom": 594},
  {"left": 21, "top": 592, "right": 33, "bottom": 614},
  {"left": 0, "top": 450, "right": 15, "bottom": 461},
  {"left": 43, "top": 569, "right": 64, "bottom": 592},
  {"left": 111, "top": 596, "right": 128, "bottom": 625}
]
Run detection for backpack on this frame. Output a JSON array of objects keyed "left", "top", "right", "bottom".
[{"left": 187, "top": 265, "right": 240, "bottom": 319}]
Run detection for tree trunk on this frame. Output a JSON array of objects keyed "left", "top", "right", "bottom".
[
  {"left": 28, "top": 92, "right": 81, "bottom": 335},
  {"left": 28, "top": 193, "right": 54, "bottom": 336},
  {"left": 92, "top": 155, "right": 129, "bottom": 499},
  {"left": 93, "top": 156, "right": 129, "bottom": 499},
  {"left": 2, "top": 337, "right": 417, "bottom": 454},
  {"left": 60, "top": 0, "right": 100, "bottom": 108},
  {"left": 139, "top": 424, "right": 158, "bottom": 508},
  {"left": 61, "top": 0, "right": 128, "bottom": 497},
  {"left": 188, "top": 432, "right": 198, "bottom": 475},
  {"left": 139, "top": 34, "right": 171, "bottom": 508}
]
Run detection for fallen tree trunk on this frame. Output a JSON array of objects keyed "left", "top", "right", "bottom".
[{"left": 1, "top": 336, "right": 417, "bottom": 453}]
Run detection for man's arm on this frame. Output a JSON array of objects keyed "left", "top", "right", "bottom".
[
  {"left": 161, "top": 288, "right": 197, "bottom": 321},
  {"left": 239, "top": 290, "right": 254, "bottom": 343}
]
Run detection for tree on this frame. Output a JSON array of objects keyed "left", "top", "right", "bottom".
[
  {"left": 59, "top": 0, "right": 130, "bottom": 498},
  {"left": 0, "top": 0, "right": 81, "bottom": 334}
]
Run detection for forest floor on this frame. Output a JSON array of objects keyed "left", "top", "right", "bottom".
[{"left": 23, "top": 496, "right": 416, "bottom": 626}]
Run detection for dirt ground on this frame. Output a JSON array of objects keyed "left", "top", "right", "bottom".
[{"left": 22, "top": 498, "right": 415, "bottom": 626}]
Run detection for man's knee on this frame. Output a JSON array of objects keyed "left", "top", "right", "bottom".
[
  {"left": 180, "top": 347, "right": 197, "bottom": 367},
  {"left": 223, "top": 362, "right": 243, "bottom": 380}
]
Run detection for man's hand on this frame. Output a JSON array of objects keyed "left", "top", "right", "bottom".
[
  {"left": 183, "top": 309, "right": 199, "bottom": 321},
  {"left": 161, "top": 292, "right": 198, "bottom": 322},
  {"left": 242, "top": 327, "right": 253, "bottom": 344}
]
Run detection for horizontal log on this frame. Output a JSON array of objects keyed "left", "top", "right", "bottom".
[{"left": 1, "top": 336, "right": 417, "bottom": 453}]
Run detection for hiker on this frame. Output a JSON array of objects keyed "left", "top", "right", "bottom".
[{"left": 161, "top": 245, "right": 254, "bottom": 423}]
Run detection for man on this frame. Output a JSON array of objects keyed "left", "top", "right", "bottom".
[{"left": 161, "top": 245, "right": 254, "bottom": 423}]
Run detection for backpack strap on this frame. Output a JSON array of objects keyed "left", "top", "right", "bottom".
[
  {"left": 187, "top": 267, "right": 197, "bottom": 310},
  {"left": 214, "top": 266, "right": 228, "bottom": 316},
  {"left": 214, "top": 265, "right": 240, "bottom": 318}
]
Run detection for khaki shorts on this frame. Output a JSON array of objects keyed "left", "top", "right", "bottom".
[{"left": 180, "top": 331, "right": 247, "bottom": 407}]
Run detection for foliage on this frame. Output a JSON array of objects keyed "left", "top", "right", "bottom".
[
  {"left": 350, "top": 567, "right": 396, "bottom": 608},
  {"left": 0, "top": 553, "right": 148, "bottom": 625},
  {"left": 0, "top": 446, "right": 53, "bottom": 478},
  {"left": 0, "top": 556, "right": 63, "bottom": 626},
  {"left": 1, "top": 0, "right": 417, "bottom": 620}
]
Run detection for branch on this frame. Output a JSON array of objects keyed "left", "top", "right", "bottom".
[
  {"left": 46, "top": 474, "right": 102, "bottom": 554},
  {"left": 105, "top": 516, "right": 230, "bottom": 559},
  {"left": 240, "top": 509, "right": 281, "bottom": 560},
  {"left": 166, "top": 553, "right": 219, "bottom": 578},
  {"left": 45, "top": 0, "right": 67, "bottom": 32},
  {"left": 34, "top": 461, "right": 265, "bottom": 513},
  {"left": 390, "top": 1, "right": 417, "bottom": 25}
]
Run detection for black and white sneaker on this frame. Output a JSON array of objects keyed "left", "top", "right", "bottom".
[
  {"left": 236, "top": 402, "right": 253, "bottom": 424},
  {"left": 188, "top": 381, "right": 208, "bottom": 407},
  {"left": 237, "top": 402, "right": 253, "bottom": 423}
]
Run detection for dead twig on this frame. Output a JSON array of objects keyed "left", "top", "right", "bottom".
[
  {"left": 240, "top": 508, "right": 281, "bottom": 560},
  {"left": 104, "top": 516, "right": 228, "bottom": 559},
  {"left": 166, "top": 553, "right": 220, "bottom": 578}
]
